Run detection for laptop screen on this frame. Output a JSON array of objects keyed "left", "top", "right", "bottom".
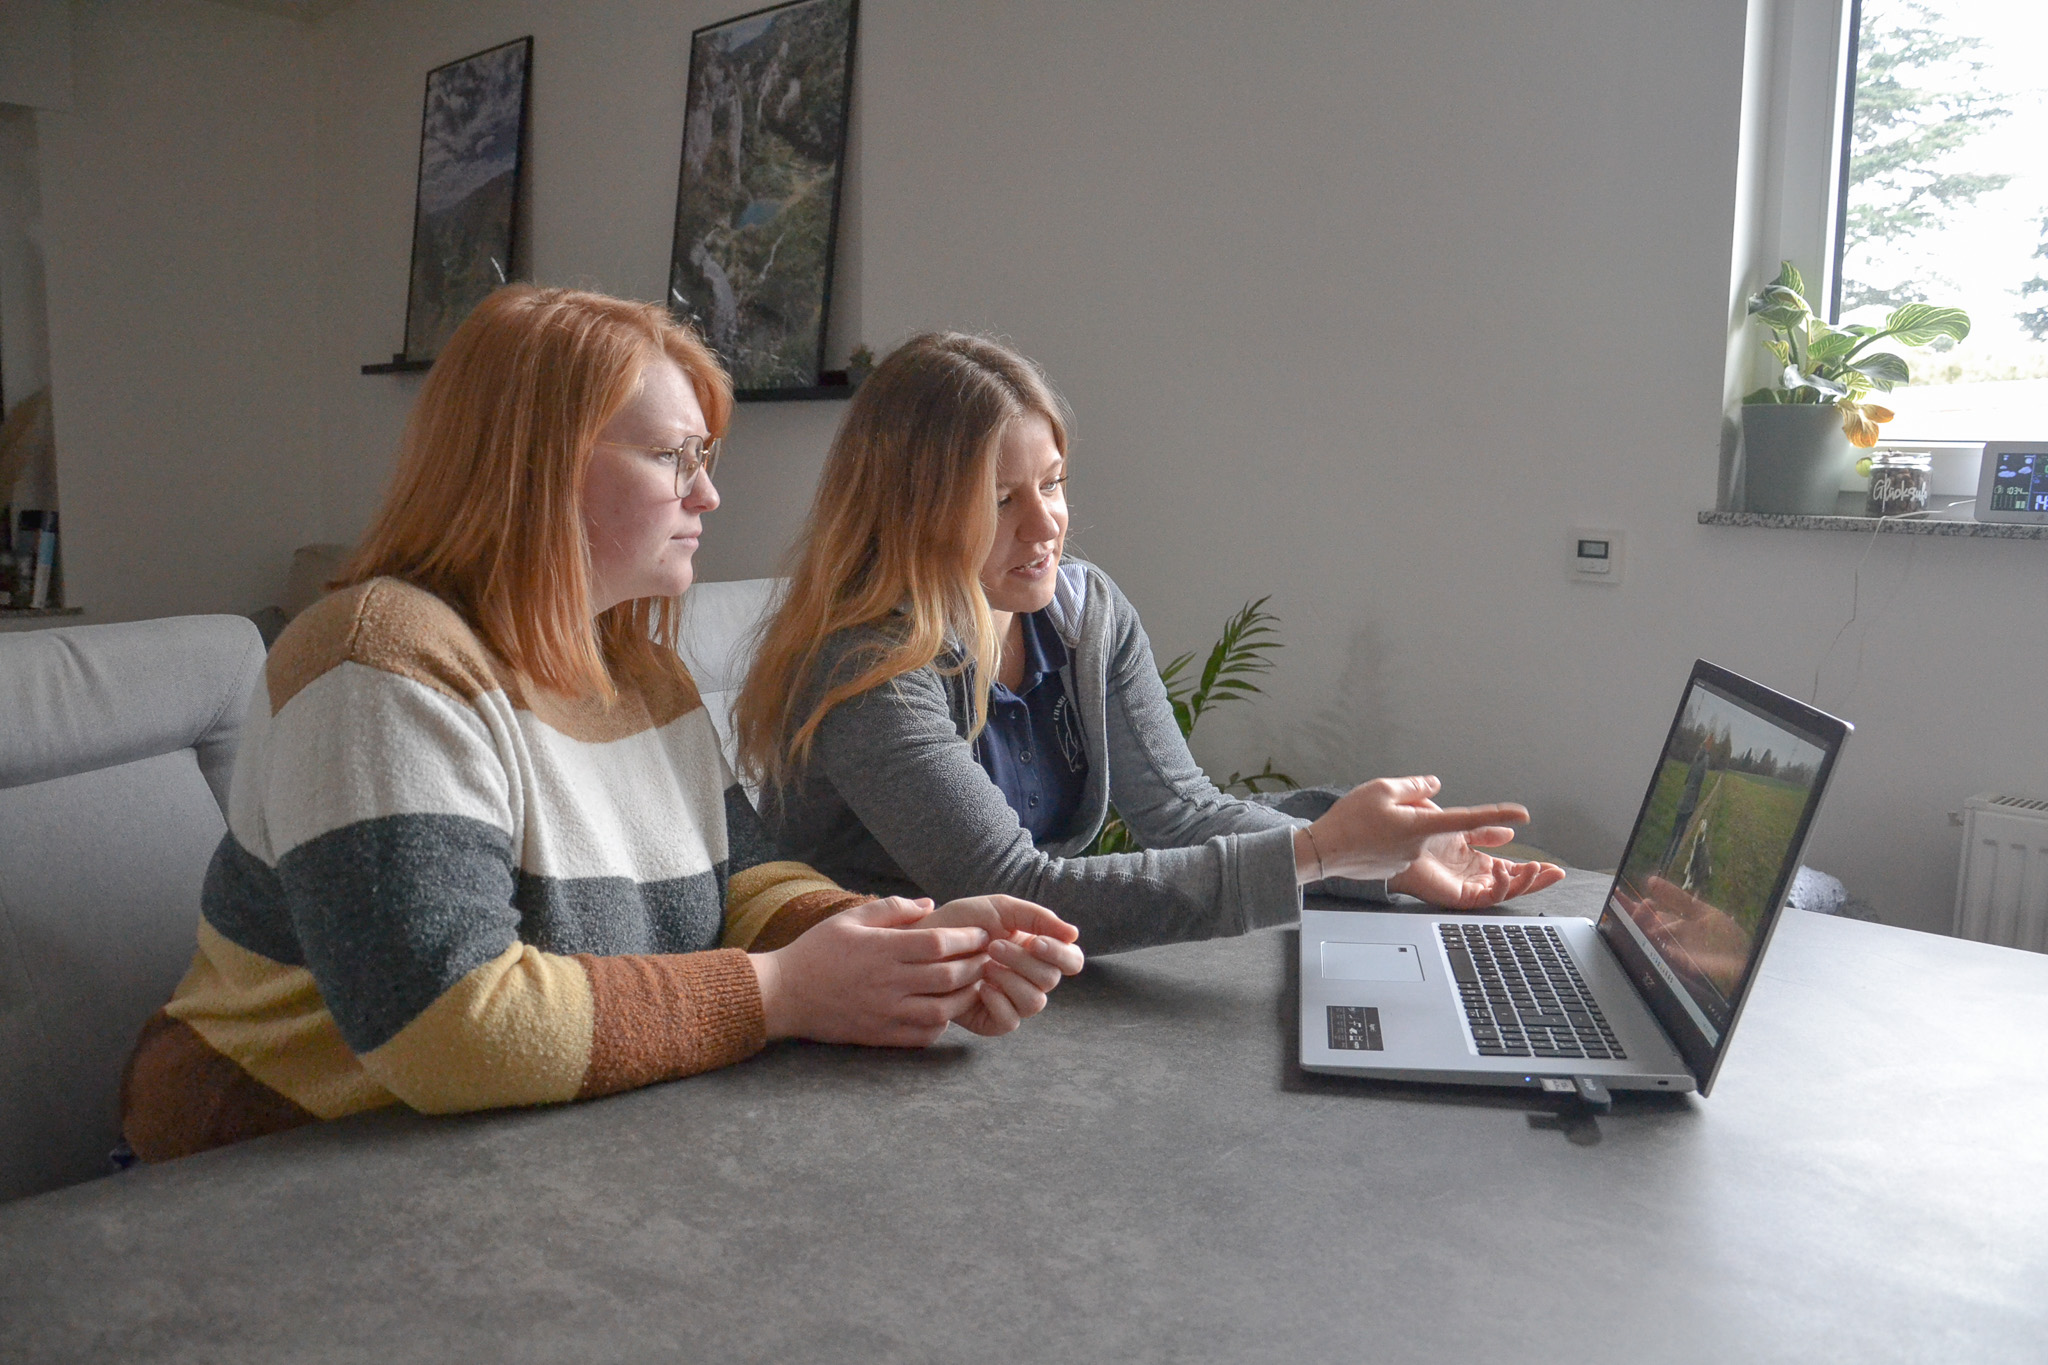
[{"left": 1596, "top": 662, "right": 1850, "bottom": 1093}]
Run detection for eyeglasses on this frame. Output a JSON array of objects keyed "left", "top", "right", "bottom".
[{"left": 601, "top": 435, "right": 722, "bottom": 498}]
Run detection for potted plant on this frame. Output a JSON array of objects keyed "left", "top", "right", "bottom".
[
  {"left": 1739, "top": 261, "right": 1970, "bottom": 515},
  {"left": 1090, "top": 597, "right": 1296, "bottom": 855}
]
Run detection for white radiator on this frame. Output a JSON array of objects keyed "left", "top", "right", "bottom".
[{"left": 1953, "top": 793, "right": 2048, "bottom": 953}]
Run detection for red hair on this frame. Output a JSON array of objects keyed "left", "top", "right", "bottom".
[{"left": 337, "top": 285, "right": 733, "bottom": 698}]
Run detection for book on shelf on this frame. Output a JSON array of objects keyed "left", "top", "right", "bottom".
[
  {"left": 30, "top": 509, "right": 56, "bottom": 609},
  {"left": 7, "top": 508, "right": 57, "bottom": 610}
]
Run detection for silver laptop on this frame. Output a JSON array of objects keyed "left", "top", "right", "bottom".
[{"left": 1299, "top": 661, "right": 1851, "bottom": 1100}]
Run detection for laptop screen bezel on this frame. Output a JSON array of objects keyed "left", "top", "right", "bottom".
[{"left": 1595, "top": 660, "right": 1851, "bottom": 1096}]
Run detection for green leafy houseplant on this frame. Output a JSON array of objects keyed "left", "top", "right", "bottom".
[
  {"left": 1089, "top": 597, "right": 1297, "bottom": 856},
  {"left": 1742, "top": 260, "right": 1971, "bottom": 447}
]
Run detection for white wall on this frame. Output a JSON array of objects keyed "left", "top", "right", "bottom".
[
  {"left": 34, "top": 0, "right": 321, "bottom": 622},
  {"left": 37, "top": 0, "right": 2048, "bottom": 932},
  {"left": 0, "top": 0, "right": 74, "bottom": 112}
]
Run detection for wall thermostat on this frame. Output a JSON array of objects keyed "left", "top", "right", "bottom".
[
  {"left": 1569, "top": 528, "right": 1624, "bottom": 584},
  {"left": 1974, "top": 442, "right": 2048, "bottom": 524}
]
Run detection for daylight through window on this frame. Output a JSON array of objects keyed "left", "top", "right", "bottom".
[{"left": 1833, "top": 0, "right": 2048, "bottom": 441}]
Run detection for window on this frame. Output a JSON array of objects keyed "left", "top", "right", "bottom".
[{"left": 1830, "top": 0, "right": 2048, "bottom": 442}]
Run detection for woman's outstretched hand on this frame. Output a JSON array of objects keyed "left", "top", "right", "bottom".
[
  {"left": 1300, "top": 775, "right": 1563, "bottom": 907},
  {"left": 1384, "top": 827, "right": 1568, "bottom": 909},
  {"left": 918, "top": 894, "right": 1084, "bottom": 1036}
]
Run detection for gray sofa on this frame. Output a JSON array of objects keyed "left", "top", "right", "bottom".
[{"left": 0, "top": 615, "right": 264, "bottom": 1202}]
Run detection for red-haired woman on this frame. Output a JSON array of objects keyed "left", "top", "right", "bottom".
[{"left": 120, "top": 289, "right": 1080, "bottom": 1162}]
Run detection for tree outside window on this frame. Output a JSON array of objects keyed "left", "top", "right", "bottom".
[{"left": 1835, "top": 0, "right": 2048, "bottom": 441}]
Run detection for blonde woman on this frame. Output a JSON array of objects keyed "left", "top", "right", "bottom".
[
  {"left": 735, "top": 333, "right": 1564, "bottom": 955},
  {"left": 121, "top": 291, "right": 1079, "bottom": 1163}
]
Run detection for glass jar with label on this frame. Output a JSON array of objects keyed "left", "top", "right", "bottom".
[{"left": 1865, "top": 449, "right": 1931, "bottom": 517}]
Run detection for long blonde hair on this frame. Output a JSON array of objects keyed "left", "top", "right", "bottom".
[
  {"left": 336, "top": 284, "right": 734, "bottom": 699},
  {"left": 735, "top": 332, "right": 1070, "bottom": 791}
]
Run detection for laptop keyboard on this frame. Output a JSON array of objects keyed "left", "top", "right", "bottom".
[{"left": 1437, "top": 922, "right": 1627, "bottom": 1061}]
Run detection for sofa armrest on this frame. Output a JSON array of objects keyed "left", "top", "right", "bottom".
[{"left": 0, "top": 615, "right": 265, "bottom": 816}]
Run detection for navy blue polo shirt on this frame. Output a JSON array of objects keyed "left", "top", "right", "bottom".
[{"left": 973, "top": 609, "right": 1090, "bottom": 844}]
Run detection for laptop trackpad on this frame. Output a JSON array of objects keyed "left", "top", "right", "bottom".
[{"left": 1319, "top": 941, "right": 1425, "bottom": 982}]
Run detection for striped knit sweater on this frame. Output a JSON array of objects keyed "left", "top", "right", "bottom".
[{"left": 122, "top": 578, "right": 865, "bottom": 1161}]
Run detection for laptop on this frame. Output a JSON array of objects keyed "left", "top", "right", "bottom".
[{"left": 1299, "top": 660, "right": 1851, "bottom": 1100}]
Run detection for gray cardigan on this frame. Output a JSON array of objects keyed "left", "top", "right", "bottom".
[{"left": 762, "top": 561, "right": 1311, "bottom": 954}]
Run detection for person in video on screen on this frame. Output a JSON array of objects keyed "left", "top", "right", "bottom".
[
  {"left": 1659, "top": 745, "right": 1714, "bottom": 871},
  {"left": 119, "top": 289, "right": 1081, "bottom": 1163},
  {"left": 732, "top": 331, "right": 1566, "bottom": 955}
]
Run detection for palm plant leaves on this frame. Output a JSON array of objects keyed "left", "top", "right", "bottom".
[
  {"left": 1091, "top": 597, "right": 1297, "bottom": 856},
  {"left": 1162, "top": 595, "right": 1285, "bottom": 739},
  {"left": 1222, "top": 759, "right": 1299, "bottom": 796},
  {"left": 1092, "top": 809, "right": 1138, "bottom": 855}
]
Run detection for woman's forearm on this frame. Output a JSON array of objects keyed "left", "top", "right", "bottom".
[{"left": 806, "top": 675, "right": 1302, "bottom": 952}]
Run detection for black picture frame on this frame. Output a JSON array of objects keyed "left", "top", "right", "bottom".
[
  {"left": 667, "top": 0, "right": 858, "bottom": 399},
  {"left": 399, "top": 36, "right": 533, "bottom": 365}
]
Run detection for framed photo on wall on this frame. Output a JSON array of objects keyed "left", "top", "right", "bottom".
[
  {"left": 668, "top": 0, "right": 858, "bottom": 397},
  {"left": 401, "top": 37, "right": 532, "bottom": 364}
]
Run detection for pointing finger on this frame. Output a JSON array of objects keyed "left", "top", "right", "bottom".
[{"left": 1412, "top": 802, "right": 1530, "bottom": 837}]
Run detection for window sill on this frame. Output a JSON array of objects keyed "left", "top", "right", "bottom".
[{"left": 1699, "top": 509, "right": 2048, "bottom": 540}]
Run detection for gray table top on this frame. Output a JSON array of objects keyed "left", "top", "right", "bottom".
[{"left": 4, "top": 885, "right": 2045, "bottom": 1364}]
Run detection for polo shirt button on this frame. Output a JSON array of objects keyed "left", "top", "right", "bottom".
[
  {"left": 1020, "top": 750, "right": 1034, "bottom": 763},
  {"left": 1029, "top": 796, "right": 1039, "bottom": 807}
]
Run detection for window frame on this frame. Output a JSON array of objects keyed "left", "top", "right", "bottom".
[
  {"left": 1824, "top": 0, "right": 1863, "bottom": 324},
  {"left": 1726, "top": 0, "right": 1856, "bottom": 412}
]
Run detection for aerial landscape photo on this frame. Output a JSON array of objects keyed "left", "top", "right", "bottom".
[
  {"left": 404, "top": 38, "right": 529, "bottom": 361},
  {"left": 669, "top": 0, "right": 854, "bottom": 391}
]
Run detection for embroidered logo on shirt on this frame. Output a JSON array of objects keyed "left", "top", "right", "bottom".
[{"left": 1053, "top": 695, "right": 1086, "bottom": 772}]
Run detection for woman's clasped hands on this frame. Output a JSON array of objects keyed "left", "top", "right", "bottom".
[{"left": 750, "top": 894, "right": 1084, "bottom": 1048}]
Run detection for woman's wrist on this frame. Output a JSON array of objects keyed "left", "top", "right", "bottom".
[
  {"left": 1294, "top": 825, "right": 1325, "bottom": 886},
  {"left": 749, "top": 949, "right": 795, "bottom": 1041}
]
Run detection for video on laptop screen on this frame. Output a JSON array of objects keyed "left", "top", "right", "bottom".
[{"left": 1604, "top": 677, "right": 1830, "bottom": 1047}]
